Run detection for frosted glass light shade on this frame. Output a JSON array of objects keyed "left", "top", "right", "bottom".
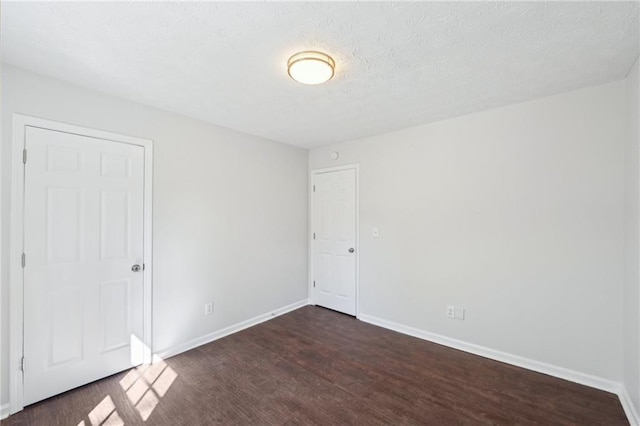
[{"left": 287, "top": 51, "right": 335, "bottom": 85}]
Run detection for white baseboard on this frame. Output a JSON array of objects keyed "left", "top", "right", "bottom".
[
  {"left": 358, "top": 313, "right": 638, "bottom": 424},
  {"left": 358, "top": 313, "right": 619, "bottom": 393},
  {"left": 1, "top": 402, "right": 10, "bottom": 420},
  {"left": 619, "top": 386, "right": 640, "bottom": 426},
  {"left": 156, "top": 299, "right": 310, "bottom": 360}
]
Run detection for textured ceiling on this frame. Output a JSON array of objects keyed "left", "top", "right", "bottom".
[{"left": 2, "top": 2, "right": 639, "bottom": 149}]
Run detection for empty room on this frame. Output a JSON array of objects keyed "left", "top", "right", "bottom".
[{"left": 0, "top": 1, "right": 639, "bottom": 425}]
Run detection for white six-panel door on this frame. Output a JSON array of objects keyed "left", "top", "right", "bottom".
[
  {"left": 312, "top": 168, "right": 357, "bottom": 316},
  {"left": 23, "top": 126, "right": 145, "bottom": 406}
]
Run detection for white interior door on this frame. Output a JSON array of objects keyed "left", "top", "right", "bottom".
[
  {"left": 23, "top": 126, "right": 145, "bottom": 406},
  {"left": 312, "top": 168, "right": 357, "bottom": 316}
]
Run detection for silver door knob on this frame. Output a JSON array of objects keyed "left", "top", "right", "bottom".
[
  {"left": 131, "top": 264, "right": 141, "bottom": 272},
  {"left": 348, "top": 248, "right": 355, "bottom": 253}
]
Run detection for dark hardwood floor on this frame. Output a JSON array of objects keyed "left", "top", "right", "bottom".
[{"left": 2, "top": 306, "right": 628, "bottom": 425}]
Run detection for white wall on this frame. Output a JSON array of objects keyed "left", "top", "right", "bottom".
[
  {"left": 0, "top": 61, "right": 632, "bottom": 411},
  {"left": 624, "top": 55, "right": 640, "bottom": 414},
  {"left": 310, "top": 81, "right": 626, "bottom": 382},
  {"left": 0, "top": 65, "right": 308, "bottom": 406}
]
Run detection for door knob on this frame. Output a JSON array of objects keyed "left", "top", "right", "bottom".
[
  {"left": 131, "top": 264, "right": 141, "bottom": 272},
  {"left": 348, "top": 248, "right": 355, "bottom": 253}
]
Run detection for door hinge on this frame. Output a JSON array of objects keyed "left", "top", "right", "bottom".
[
  {"left": 23, "top": 148, "right": 27, "bottom": 164},
  {"left": 20, "top": 357, "right": 25, "bottom": 372},
  {"left": 21, "top": 253, "right": 26, "bottom": 268},
  {"left": 313, "top": 185, "right": 316, "bottom": 192},
  {"left": 313, "top": 281, "right": 316, "bottom": 288},
  {"left": 313, "top": 233, "right": 316, "bottom": 240},
  {"left": 142, "top": 263, "right": 146, "bottom": 271}
]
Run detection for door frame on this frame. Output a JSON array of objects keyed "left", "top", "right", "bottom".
[
  {"left": 309, "top": 164, "right": 360, "bottom": 318},
  {"left": 9, "top": 114, "right": 154, "bottom": 414}
]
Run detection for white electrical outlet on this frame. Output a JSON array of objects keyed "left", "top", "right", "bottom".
[
  {"left": 446, "top": 305, "right": 455, "bottom": 318},
  {"left": 455, "top": 306, "right": 465, "bottom": 320},
  {"left": 204, "top": 302, "right": 214, "bottom": 316}
]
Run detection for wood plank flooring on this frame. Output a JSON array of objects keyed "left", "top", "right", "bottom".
[{"left": 1, "top": 306, "right": 628, "bottom": 425}]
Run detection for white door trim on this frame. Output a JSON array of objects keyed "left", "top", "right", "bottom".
[
  {"left": 309, "top": 164, "right": 360, "bottom": 318},
  {"left": 9, "top": 114, "right": 154, "bottom": 414}
]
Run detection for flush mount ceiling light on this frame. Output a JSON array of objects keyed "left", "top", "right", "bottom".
[{"left": 287, "top": 51, "right": 335, "bottom": 85}]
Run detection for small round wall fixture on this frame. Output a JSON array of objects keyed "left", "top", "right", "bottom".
[{"left": 287, "top": 51, "right": 335, "bottom": 85}]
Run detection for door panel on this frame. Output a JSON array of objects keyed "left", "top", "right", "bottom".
[
  {"left": 100, "top": 279, "right": 131, "bottom": 352},
  {"left": 100, "top": 190, "right": 131, "bottom": 258},
  {"left": 46, "top": 187, "right": 83, "bottom": 263},
  {"left": 49, "top": 287, "right": 83, "bottom": 366},
  {"left": 23, "top": 126, "right": 145, "bottom": 406},
  {"left": 312, "top": 168, "right": 357, "bottom": 315}
]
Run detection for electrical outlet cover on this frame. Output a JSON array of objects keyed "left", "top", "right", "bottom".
[{"left": 446, "top": 305, "right": 455, "bottom": 318}]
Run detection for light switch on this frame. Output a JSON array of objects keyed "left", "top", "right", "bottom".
[{"left": 373, "top": 227, "right": 379, "bottom": 238}]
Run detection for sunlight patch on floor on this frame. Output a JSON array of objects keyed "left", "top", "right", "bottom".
[
  {"left": 76, "top": 354, "right": 177, "bottom": 425},
  {"left": 119, "top": 358, "right": 178, "bottom": 421},
  {"left": 136, "top": 389, "right": 160, "bottom": 421},
  {"left": 78, "top": 395, "right": 124, "bottom": 426}
]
